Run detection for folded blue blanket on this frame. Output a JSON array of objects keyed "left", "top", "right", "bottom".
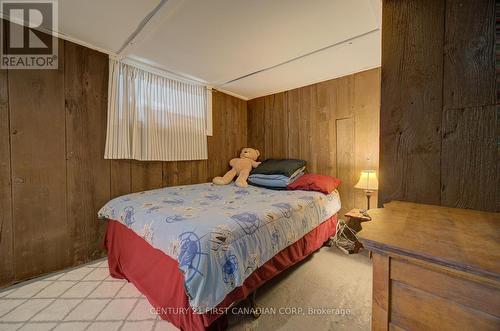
[{"left": 248, "top": 169, "right": 304, "bottom": 189}]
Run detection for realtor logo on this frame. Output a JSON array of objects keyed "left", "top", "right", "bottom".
[{"left": 1, "top": 0, "right": 58, "bottom": 69}]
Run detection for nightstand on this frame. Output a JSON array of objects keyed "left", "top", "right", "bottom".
[
  {"left": 342, "top": 209, "right": 372, "bottom": 253},
  {"left": 344, "top": 209, "right": 372, "bottom": 232}
]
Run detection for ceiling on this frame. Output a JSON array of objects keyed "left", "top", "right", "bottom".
[{"left": 4, "top": 0, "right": 381, "bottom": 100}]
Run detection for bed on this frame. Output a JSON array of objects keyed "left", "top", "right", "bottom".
[{"left": 98, "top": 182, "right": 341, "bottom": 330}]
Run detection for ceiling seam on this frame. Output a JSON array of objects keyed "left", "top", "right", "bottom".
[
  {"left": 220, "top": 28, "right": 380, "bottom": 86},
  {"left": 116, "top": 0, "right": 170, "bottom": 55}
]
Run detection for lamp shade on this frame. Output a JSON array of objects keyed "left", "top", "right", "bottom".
[{"left": 354, "top": 170, "right": 378, "bottom": 191}]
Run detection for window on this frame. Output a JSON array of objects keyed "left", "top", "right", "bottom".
[{"left": 104, "top": 59, "right": 208, "bottom": 161}]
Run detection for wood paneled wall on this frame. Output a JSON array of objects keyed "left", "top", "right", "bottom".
[
  {"left": 247, "top": 68, "right": 381, "bottom": 215},
  {"left": 0, "top": 41, "right": 247, "bottom": 287},
  {"left": 379, "top": 0, "right": 498, "bottom": 212}
]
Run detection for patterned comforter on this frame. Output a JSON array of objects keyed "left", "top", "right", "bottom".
[{"left": 98, "top": 183, "right": 341, "bottom": 312}]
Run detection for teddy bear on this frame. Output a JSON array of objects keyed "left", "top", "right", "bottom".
[{"left": 212, "top": 148, "right": 261, "bottom": 188}]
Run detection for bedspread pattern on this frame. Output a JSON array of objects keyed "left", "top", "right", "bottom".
[{"left": 98, "top": 183, "right": 340, "bottom": 312}]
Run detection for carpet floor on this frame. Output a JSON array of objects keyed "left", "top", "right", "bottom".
[{"left": 0, "top": 247, "right": 372, "bottom": 331}]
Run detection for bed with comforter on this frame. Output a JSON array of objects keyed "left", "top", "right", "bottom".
[{"left": 98, "top": 182, "right": 341, "bottom": 330}]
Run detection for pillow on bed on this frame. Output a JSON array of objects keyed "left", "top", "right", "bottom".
[
  {"left": 287, "top": 173, "right": 341, "bottom": 194},
  {"left": 251, "top": 159, "right": 306, "bottom": 177}
]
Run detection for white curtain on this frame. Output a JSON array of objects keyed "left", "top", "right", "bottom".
[{"left": 104, "top": 59, "right": 208, "bottom": 161}]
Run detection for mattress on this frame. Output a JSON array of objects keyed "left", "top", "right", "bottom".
[
  {"left": 105, "top": 215, "right": 339, "bottom": 331},
  {"left": 98, "top": 182, "right": 341, "bottom": 312}
]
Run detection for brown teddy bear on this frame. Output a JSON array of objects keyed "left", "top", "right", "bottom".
[{"left": 212, "top": 148, "right": 261, "bottom": 188}]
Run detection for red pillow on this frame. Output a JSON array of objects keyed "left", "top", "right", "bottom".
[{"left": 287, "top": 174, "right": 341, "bottom": 194}]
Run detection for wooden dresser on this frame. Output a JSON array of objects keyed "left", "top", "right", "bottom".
[{"left": 358, "top": 201, "right": 500, "bottom": 331}]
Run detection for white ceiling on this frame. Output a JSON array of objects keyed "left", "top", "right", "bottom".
[
  {"left": 58, "top": 0, "right": 160, "bottom": 53},
  {"left": 6, "top": 0, "right": 381, "bottom": 100},
  {"left": 223, "top": 30, "right": 381, "bottom": 99}
]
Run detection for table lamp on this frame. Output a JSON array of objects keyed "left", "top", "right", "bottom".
[{"left": 354, "top": 170, "right": 378, "bottom": 211}]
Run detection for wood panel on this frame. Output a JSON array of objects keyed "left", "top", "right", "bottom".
[
  {"left": 441, "top": 105, "right": 497, "bottom": 210},
  {"left": 379, "top": 0, "right": 444, "bottom": 207},
  {"left": 380, "top": 0, "right": 498, "bottom": 212},
  {"left": 162, "top": 161, "right": 182, "bottom": 187},
  {"left": 354, "top": 69, "right": 380, "bottom": 209},
  {"left": 336, "top": 118, "right": 355, "bottom": 215},
  {"left": 247, "top": 97, "right": 266, "bottom": 157},
  {"left": 65, "top": 42, "right": 110, "bottom": 263},
  {"left": 314, "top": 80, "right": 334, "bottom": 176},
  {"left": 443, "top": 0, "right": 496, "bottom": 109},
  {"left": 130, "top": 161, "right": 163, "bottom": 192},
  {"left": 162, "top": 160, "right": 209, "bottom": 187},
  {"left": 208, "top": 91, "right": 226, "bottom": 179},
  {"left": 0, "top": 69, "right": 14, "bottom": 285},
  {"left": 110, "top": 160, "right": 131, "bottom": 198},
  {"left": 333, "top": 74, "right": 355, "bottom": 119},
  {"left": 264, "top": 93, "right": 288, "bottom": 159},
  {"left": 9, "top": 40, "right": 69, "bottom": 280},
  {"left": 234, "top": 93, "right": 248, "bottom": 157},
  {"left": 247, "top": 68, "right": 380, "bottom": 214},
  {"left": 298, "top": 85, "right": 313, "bottom": 168},
  {"left": 286, "top": 88, "right": 301, "bottom": 159},
  {"left": 440, "top": 0, "right": 497, "bottom": 212},
  {"left": 207, "top": 91, "right": 247, "bottom": 180},
  {"left": 497, "top": 4, "right": 500, "bottom": 213},
  {"left": 497, "top": 104, "right": 500, "bottom": 213},
  {"left": 190, "top": 160, "right": 209, "bottom": 184}
]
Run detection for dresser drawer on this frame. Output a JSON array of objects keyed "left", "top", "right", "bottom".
[{"left": 388, "top": 258, "right": 500, "bottom": 331}]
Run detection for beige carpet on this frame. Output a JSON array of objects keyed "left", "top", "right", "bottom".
[
  {"left": 0, "top": 247, "right": 372, "bottom": 331},
  {"left": 227, "top": 247, "right": 372, "bottom": 331}
]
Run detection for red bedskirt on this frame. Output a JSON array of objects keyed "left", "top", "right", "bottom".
[{"left": 104, "top": 215, "right": 338, "bottom": 331}]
